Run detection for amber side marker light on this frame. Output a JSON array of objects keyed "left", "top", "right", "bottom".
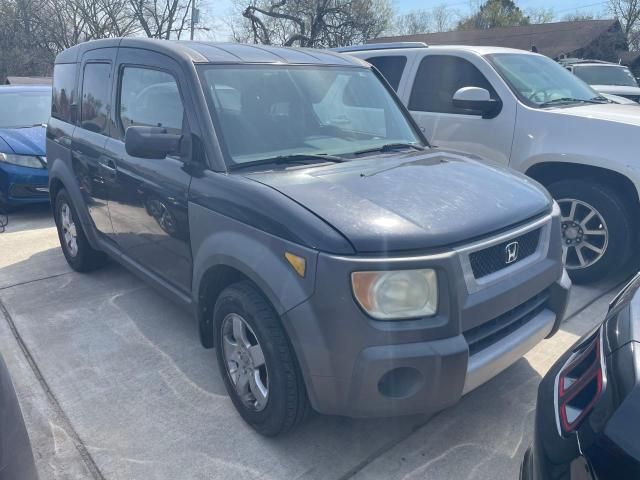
[{"left": 285, "top": 252, "right": 306, "bottom": 277}]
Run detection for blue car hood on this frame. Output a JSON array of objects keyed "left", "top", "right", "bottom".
[{"left": 0, "top": 126, "right": 46, "bottom": 156}]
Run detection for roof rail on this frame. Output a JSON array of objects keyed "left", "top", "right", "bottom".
[
  {"left": 332, "top": 42, "right": 428, "bottom": 53},
  {"left": 558, "top": 58, "right": 614, "bottom": 66}
]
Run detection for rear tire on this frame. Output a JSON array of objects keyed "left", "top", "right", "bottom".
[
  {"left": 213, "top": 281, "right": 310, "bottom": 436},
  {"left": 547, "top": 179, "right": 632, "bottom": 283},
  {"left": 54, "top": 189, "right": 107, "bottom": 272}
]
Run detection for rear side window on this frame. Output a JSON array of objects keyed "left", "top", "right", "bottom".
[
  {"left": 365, "top": 56, "right": 407, "bottom": 91},
  {"left": 119, "top": 67, "right": 184, "bottom": 134},
  {"left": 80, "top": 63, "right": 111, "bottom": 134},
  {"left": 409, "top": 55, "right": 497, "bottom": 114},
  {"left": 52, "top": 63, "right": 78, "bottom": 122}
]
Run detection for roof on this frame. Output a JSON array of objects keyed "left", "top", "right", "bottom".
[
  {"left": 55, "top": 38, "right": 366, "bottom": 67},
  {"left": 5, "top": 76, "right": 52, "bottom": 85},
  {"left": 0, "top": 85, "right": 51, "bottom": 92},
  {"left": 369, "top": 19, "right": 622, "bottom": 59},
  {"left": 342, "top": 44, "right": 533, "bottom": 56},
  {"left": 617, "top": 50, "right": 640, "bottom": 65}
]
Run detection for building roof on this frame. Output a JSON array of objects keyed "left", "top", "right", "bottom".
[
  {"left": 369, "top": 19, "right": 622, "bottom": 59},
  {"left": 617, "top": 50, "right": 640, "bottom": 65},
  {"left": 55, "top": 38, "right": 366, "bottom": 67},
  {"left": 5, "top": 76, "right": 52, "bottom": 85}
]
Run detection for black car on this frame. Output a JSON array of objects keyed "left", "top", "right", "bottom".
[
  {"left": 48, "top": 38, "right": 569, "bottom": 436},
  {"left": 0, "top": 352, "right": 38, "bottom": 479},
  {"left": 521, "top": 273, "right": 640, "bottom": 479}
]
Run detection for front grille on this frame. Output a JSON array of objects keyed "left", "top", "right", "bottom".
[
  {"left": 464, "top": 290, "right": 550, "bottom": 356},
  {"left": 469, "top": 228, "right": 541, "bottom": 279},
  {"left": 620, "top": 94, "right": 640, "bottom": 103},
  {"left": 9, "top": 184, "right": 49, "bottom": 198}
]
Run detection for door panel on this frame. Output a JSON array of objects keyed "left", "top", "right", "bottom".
[
  {"left": 407, "top": 54, "right": 516, "bottom": 165},
  {"left": 71, "top": 50, "right": 117, "bottom": 236},
  {"left": 104, "top": 50, "right": 193, "bottom": 293}
]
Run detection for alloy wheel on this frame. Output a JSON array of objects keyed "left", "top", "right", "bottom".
[
  {"left": 558, "top": 198, "right": 608, "bottom": 270},
  {"left": 221, "top": 313, "right": 269, "bottom": 411},
  {"left": 60, "top": 203, "right": 79, "bottom": 257}
]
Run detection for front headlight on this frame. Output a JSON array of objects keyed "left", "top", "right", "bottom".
[
  {"left": 0, "top": 153, "right": 45, "bottom": 169},
  {"left": 351, "top": 269, "right": 438, "bottom": 320}
]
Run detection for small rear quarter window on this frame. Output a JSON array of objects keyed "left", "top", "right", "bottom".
[
  {"left": 365, "top": 56, "right": 407, "bottom": 91},
  {"left": 52, "top": 63, "right": 78, "bottom": 123}
]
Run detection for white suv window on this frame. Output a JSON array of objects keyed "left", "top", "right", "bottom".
[{"left": 409, "top": 55, "right": 497, "bottom": 114}]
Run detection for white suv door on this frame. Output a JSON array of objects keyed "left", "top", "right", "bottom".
[{"left": 403, "top": 52, "right": 517, "bottom": 165}]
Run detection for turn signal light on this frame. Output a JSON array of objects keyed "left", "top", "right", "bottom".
[{"left": 285, "top": 252, "right": 306, "bottom": 278}]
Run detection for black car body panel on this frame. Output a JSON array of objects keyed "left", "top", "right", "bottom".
[
  {"left": 247, "top": 152, "right": 551, "bottom": 253},
  {"left": 48, "top": 38, "right": 569, "bottom": 420},
  {"left": 0, "top": 353, "right": 38, "bottom": 480},
  {"left": 522, "top": 273, "right": 640, "bottom": 480}
]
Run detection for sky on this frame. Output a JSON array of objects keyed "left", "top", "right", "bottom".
[{"left": 201, "top": 0, "right": 611, "bottom": 41}]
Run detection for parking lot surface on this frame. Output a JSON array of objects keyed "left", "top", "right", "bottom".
[{"left": 0, "top": 206, "right": 631, "bottom": 480}]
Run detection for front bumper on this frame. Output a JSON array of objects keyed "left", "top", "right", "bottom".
[
  {"left": 281, "top": 212, "right": 571, "bottom": 417},
  {"left": 0, "top": 162, "right": 49, "bottom": 206}
]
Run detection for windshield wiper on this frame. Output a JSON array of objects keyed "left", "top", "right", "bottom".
[
  {"left": 230, "top": 153, "right": 346, "bottom": 171},
  {"left": 539, "top": 97, "right": 606, "bottom": 107},
  {"left": 353, "top": 143, "right": 425, "bottom": 156}
]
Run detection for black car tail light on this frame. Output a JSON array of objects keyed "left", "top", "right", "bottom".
[{"left": 556, "top": 331, "right": 604, "bottom": 434}]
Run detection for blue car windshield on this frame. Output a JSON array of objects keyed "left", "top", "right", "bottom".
[
  {"left": 0, "top": 90, "right": 51, "bottom": 128},
  {"left": 198, "top": 65, "right": 423, "bottom": 166}
]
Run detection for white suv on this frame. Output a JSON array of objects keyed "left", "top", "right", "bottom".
[
  {"left": 561, "top": 59, "right": 640, "bottom": 103},
  {"left": 341, "top": 43, "right": 640, "bottom": 282}
]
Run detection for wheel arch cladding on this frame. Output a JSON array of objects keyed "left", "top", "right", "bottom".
[
  {"left": 526, "top": 161, "right": 640, "bottom": 212},
  {"left": 190, "top": 203, "right": 318, "bottom": 348},
  {"left": 48, "top": 161, "right": 101, "bottom": 249}
]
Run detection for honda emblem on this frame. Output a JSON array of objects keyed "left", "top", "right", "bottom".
[{"left": 505, "top": 241, "right": 519, "bottom": 264}]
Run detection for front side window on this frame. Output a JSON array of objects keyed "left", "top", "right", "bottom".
[
  {"left": 0, "top": 88, "right": 51, "bottom": 128},
  {"left": 81, "top": 63, "right": 111, "bottom": 134},
  {"left": 365, "top": 56, "right": 408, "bottom": 91},
  {"left": 199, "top": 65, "right": 422, "bottom": 166},
  {"left": 488, "top": 54, "right": 606, "bottom": 108},
  {"left": 52, "top": 63, "right": 77, "bottom": 122},
  {"left": 408, "top": 55, "right": 498, "bottom": 114},
  {"left": 119, "top": 67, "right": 184, "bottom": 135},
  {"left": 572, "top": 65, "right": 639, "bottom": 87}
]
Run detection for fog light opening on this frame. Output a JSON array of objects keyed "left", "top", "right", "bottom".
[{"left": 377, "top": 367, "right": 423, "bottom": 399}]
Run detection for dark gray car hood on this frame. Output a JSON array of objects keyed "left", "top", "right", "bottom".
[{"left": 246, "top": 150, "right": 551, "bottom": 253}]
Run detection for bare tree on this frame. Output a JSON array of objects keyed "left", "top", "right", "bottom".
[
  {"left": 527, "top": 7, "right": 554, "bottom": 24},
  {"left": 236, "top": 0, "right": 392, "bottom": 48},
  {"left": 432, "top": 4, "right": 454, "bottom": 32},
  {"left": 129, "top": 0, "right": 194, "bottom": 39},
  {"left": 392, "top": 10, "right": 432, "bottom": 36},
  {"left": 609, "top": 0, "right": 640, "bottom": 48}
]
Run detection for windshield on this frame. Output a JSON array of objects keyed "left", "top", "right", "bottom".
[
  {"left": 573, "top": 65, "right": 639, "bottom": 87},
  {"left": 487, "top": 54, "right": 603, "bottom": 108},
  {"left": 199, "top": 65, "right": 423, "bottom": 166},
  {"left": 0, "top": 89, "right": 51, "bottom": 128}
]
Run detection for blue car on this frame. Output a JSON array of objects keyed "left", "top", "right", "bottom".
[{"left": 0, "top": 85, "right": 51, "bottom": 209}]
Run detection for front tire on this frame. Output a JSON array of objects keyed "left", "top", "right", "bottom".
[
  {"left": 213, "top": 281, "right": 310, "bottom": 436},
  {"left": 547, "top": 179, "right": 633, "bottom": 283},
  {"left": 54, "top": 189, "right": 107, "bottom": 272}
]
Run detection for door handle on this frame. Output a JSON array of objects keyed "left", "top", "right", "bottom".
[
  {"left": 99, "top": 158, "right": 117, "bottom": 180},
  {"left": 102, "top": 159, "right": 117, "bottom": 171}
]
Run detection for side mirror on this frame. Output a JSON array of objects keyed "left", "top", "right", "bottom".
[
  {"left": 124, "top": 126, "right": 182, "bottom": 159},
  {"left": 452, "top": 87, "right": 502, "bottom": 119}
]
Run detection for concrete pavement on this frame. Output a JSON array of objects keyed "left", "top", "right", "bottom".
[{"left": 0, "top": 206, "right": 630, "bottom": 480}]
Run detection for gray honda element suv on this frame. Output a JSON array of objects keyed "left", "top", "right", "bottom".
[{"left": 47, "top": 38, "right": 570, "bottom": 436}]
